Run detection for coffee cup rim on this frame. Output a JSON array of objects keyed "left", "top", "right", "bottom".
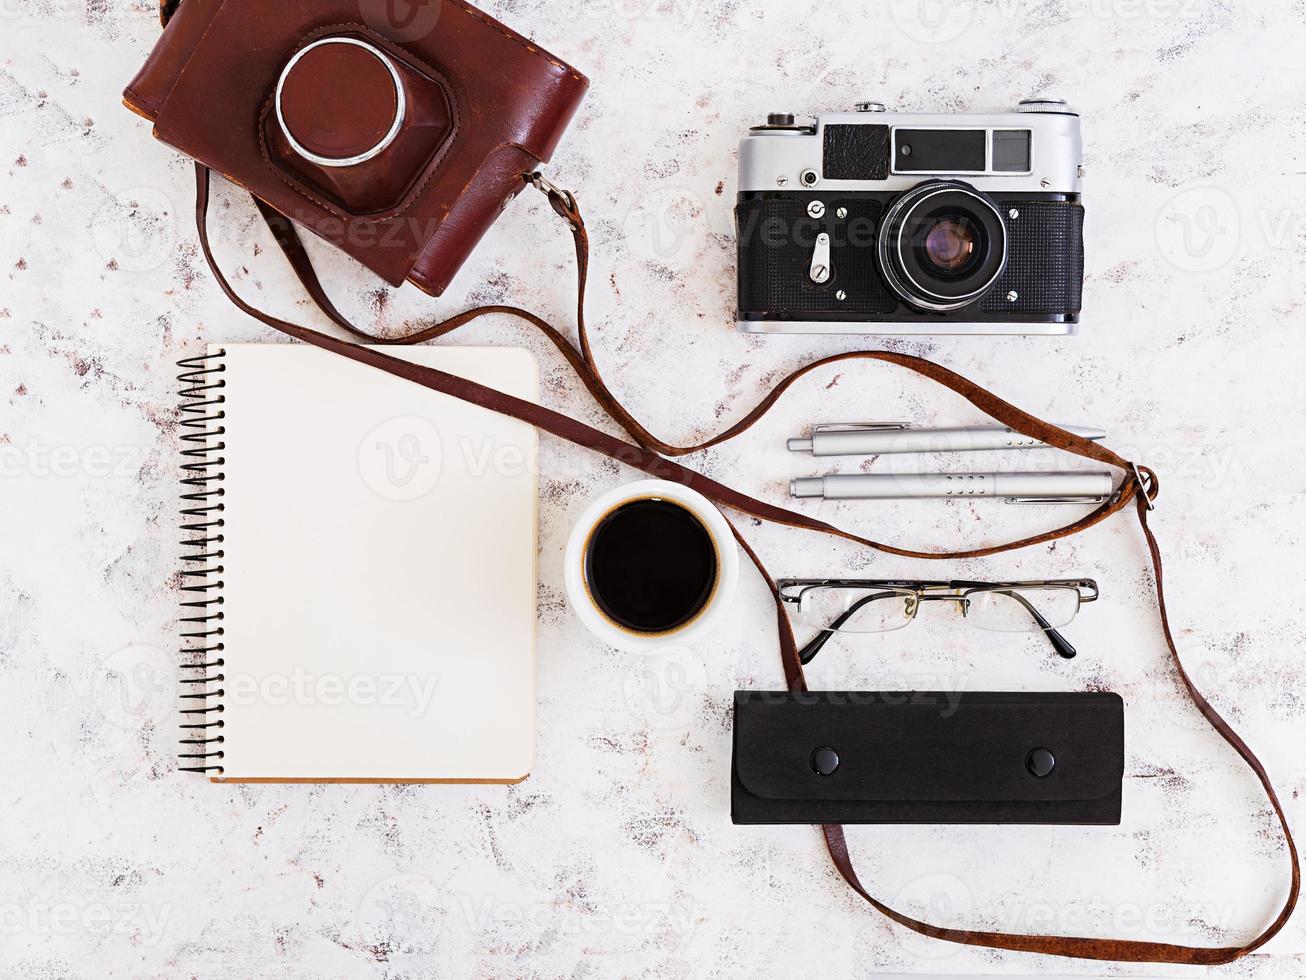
[{"left": 564, "top": 480, "right": 739, "bottom": 653}]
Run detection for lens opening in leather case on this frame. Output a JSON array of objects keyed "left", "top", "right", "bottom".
[{"left": 260, "top": 30, "right": 458, "bottom": 216}]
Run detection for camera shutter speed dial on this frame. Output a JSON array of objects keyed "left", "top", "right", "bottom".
[{"left": 1017, "top": 97, "right": 1076, "bottom": 115}]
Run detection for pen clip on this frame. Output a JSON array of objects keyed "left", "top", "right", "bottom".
[
  {"left": 812, "top": 422, "right": 910, "bottom": 433},
  {"left": 1003, "top": 495, "right": 1114, "bottom": 505}
]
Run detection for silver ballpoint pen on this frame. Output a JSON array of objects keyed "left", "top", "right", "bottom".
[
  {"left": 786, "top": 422, "right": 1107, "bottom": 456},
  {"left": 789, "top": 471, "right": 1115, "bottom": 504}
]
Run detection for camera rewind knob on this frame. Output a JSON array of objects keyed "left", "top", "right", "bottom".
[{"left": 766, "top": 113, "right": 796, "bottom": 127}]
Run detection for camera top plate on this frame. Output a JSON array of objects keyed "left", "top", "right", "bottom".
[{"left": 738, "top": 103, "right": 1083, "bottom": 196}]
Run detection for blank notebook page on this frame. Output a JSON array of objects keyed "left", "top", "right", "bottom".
[{"left": 211, "top": 344, "right": 537, "bottom": 782}]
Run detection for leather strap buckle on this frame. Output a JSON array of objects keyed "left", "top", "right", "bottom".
[
  {"left": 1130, "top": 462, "right": 1156, "bottom": 511},
  {"left": 525, "top": 171, "right": 576, "bottom": 213}
]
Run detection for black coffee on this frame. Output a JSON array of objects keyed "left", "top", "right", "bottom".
[{"left": 585, "top": 497, "right": 718, "bottom": 633}]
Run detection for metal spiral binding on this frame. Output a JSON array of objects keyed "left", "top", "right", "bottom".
[{"left": 176, "top": 350, "right": 227, "bottom": 774}]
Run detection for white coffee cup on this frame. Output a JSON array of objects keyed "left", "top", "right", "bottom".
[{"left": 563, "top": 480, "right": 739, "bottom": 653}]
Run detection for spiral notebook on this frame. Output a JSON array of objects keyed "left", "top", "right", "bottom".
[{"left": 177, "top": 343, "right": 539, "bottom": 783}]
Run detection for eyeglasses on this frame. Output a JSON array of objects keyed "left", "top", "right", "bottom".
[{"left": 777, "top": 578, "right": 1099, "bottom": 665}]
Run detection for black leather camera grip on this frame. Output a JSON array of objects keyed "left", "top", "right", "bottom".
[{"left": 732, "top": 691, "right": 1124, "bottom": 826}]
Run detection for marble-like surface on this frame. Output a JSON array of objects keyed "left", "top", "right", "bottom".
[{"left": 3, "top": 0, "right": 1305, "bottom": 976}]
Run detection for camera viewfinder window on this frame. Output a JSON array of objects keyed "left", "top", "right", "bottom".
[
  {"left": 993, "top": 130, "right": 1032, "bottom": 172},
  {"left": 893, "top": 129, "right": 985, "bottom": 173}
]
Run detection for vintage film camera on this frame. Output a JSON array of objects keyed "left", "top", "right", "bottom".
[{"left": 736, "top": 99, "right": 1084, "bottom": 335}]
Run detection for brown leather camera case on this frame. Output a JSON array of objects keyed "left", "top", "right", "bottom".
[{"left": 123, "top": 0, "right": 588, "bottom": 295}]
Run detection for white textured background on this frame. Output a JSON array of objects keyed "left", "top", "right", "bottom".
[{"left": 2, "top": 0, "right": 1305, "bottom": 977}]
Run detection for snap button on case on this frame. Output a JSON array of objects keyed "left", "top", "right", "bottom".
[
  {"left": 1025, "top": 747, "right": 1057, "bottom": 777},
  {"left": 811, "top": 746, "right": 840, "bottom": 776}
]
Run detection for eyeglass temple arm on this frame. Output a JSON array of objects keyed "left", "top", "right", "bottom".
[
  {"left": 998, "top": 590, "right": 1077, "bottom": 659},
  {"left": 797, "top": 591, "right": 902, "bottom": 665},
  {"left": 797, "top": 630, "right": 833, "bottom": 666}
]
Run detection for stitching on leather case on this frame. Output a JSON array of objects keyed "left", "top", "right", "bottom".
[
  {"left": 256, "top": 23, "right": 462, "bottom": 221},
  {"left": 448, "top": 0, "right": 585, "bottom": 82},
  {"left": 406, "top": 263, "right": 441, "bottom": 295},
  {"left": 405, "top": 141, "right": 537, "bottom": 292}
]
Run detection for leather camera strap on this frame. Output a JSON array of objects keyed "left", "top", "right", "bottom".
[{"left": 192, "top": 163, "right": 1297, "bottom": 964}]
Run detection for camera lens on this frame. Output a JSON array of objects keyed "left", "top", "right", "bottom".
[
  {"left": 920, "top": 217, "right": 979, "bottom": 273},
  {"left": 877, "top": 181, "right": 1007, "bottom": 312}
]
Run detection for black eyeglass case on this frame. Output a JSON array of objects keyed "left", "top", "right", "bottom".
[{"left": 731, "top": 691, "right": 1123, "bottom": 826}]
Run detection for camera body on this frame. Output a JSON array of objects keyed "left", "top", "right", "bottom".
[{"left": 735, "top": 100, "right": 1084, "bottom": 335}]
